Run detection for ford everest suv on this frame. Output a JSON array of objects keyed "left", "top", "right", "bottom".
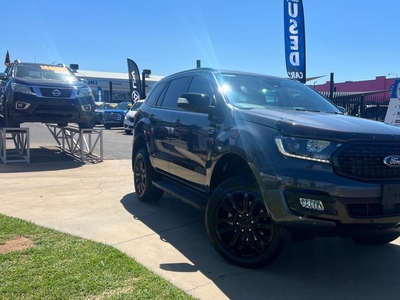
[
  {"left": 132, "top": 68, "right": 400, "bottom": 268},
  {"left": 0, "top": 61, "right": 95, "bottom": 129}
]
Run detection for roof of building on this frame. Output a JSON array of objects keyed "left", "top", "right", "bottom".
[{"left": 74, "top": 69, "right": 165, "bottom": 82}]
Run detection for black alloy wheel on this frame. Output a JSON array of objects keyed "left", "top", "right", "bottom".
[
  {"left": 205, "top": 176, "right": 284, "bottom": 268},
  {"left": 133, "top": 148, "right": 163, "bottom": 202}
]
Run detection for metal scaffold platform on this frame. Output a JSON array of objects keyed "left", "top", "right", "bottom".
[
  {"left": 0, "top": 127, "right": 30, "bottom": 164},
  {"left": 45, "top": 124, "right": 103, "bottom": 163}
]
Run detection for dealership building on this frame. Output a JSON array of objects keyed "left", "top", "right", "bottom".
[
  {"left": 72, "top": 68, "right": 164, "bottom": 103},
  {"left": 313, "top": 75, "right": 397, "bottom": 101}
]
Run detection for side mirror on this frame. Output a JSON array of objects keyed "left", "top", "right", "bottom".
[
  {"left": 80, "top": 78, "right": 89, "bottom": 84},
  {"left": 0, "top": 72, "right": 7, "bottom": 80},
  {"left": 177, "top": 93, "right": 213, "bottom": 114}
]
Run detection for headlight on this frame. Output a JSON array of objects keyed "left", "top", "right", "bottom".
[
  {"left": 77, "top": 87, "right": 93, "bottom": 98},
  {"left": 11, "top": 83, "right": 35, "bottom": 95},
  {"left": 274, "top": 136, "right": 341, "bottom": 164}
]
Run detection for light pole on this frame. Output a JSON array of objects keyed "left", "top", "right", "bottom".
[{"left": 313, "top": 81, "right": 318, "bottom": 89}]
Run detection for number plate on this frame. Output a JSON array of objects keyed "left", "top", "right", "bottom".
[
  {"left": 48, "top": 99, "right": 66, "bottom": 105},
  {"left": 381, "top": 184, "right": 400, "bottom": 208}
]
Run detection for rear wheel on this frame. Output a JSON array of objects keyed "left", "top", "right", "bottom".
[
  {"left": 133, "top": 148, "right": 163, "bottom": 202},
  {"left": 125, "top": 129, "right": 132, "bottom": 135},
  {"left": 57, "top": 122, "right": 68, "bottom": 127},
  {"left": 205, "top": 175, "right": 285, "bottom": 268},
  {"left": 104, "top": 124, "right": 111, "bottom": 129},
  {"left": 352, "top": 233, "right": 400, "bottom": 245}
]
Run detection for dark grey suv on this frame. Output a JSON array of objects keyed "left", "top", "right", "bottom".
[
  {"left": 0, "top": 61, "right": 95, "bottom": 128},
  {"left": 132, "top": 68, "right": 400, "bottom": 268}
]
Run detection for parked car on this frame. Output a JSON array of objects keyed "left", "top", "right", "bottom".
[
  {"left": 123, "top": 99, "right": 144, "bottom": 134},
  {"left": 0, "top": 61, "right": 96, "bottom": 129},
  {"left": 94, "top": 102, "right": 116, "bottom": 125},
  {"left": 132, "top": 68, "right": 400, "bottom": 269},
  {"left": 102, "top": 101, "right": 132, "bottom": 129}
]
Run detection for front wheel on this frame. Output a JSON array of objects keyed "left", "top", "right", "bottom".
[
  {"left": 352, "top": 233, "right": 400, "bottom": 245},
  {"left": 205, "top": 175, "right": 285, "bottom": 268},
  {"left": 78, "top": 117, "right": 95, "bottom": 130},
  {"left": 4, "top": 99, "right": 20, "bottom": 128},
  {"left": 133, "top": 148, "right": 163, "bottom": 202}
]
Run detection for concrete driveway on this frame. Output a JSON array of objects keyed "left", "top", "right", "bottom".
[{"left": 1, "top": 149, "right": 400, "bottom": 300}]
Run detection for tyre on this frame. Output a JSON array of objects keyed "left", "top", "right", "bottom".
[
  {"left": 133, "top": 148, "right": 163, "bottom": 202},
  {"left": 104, "top": 124, "right": 111, "bottom": 129},
  {"left": 78, "top": 118, "right": 95, "bottom": 130},
  {"left": 205, "top": 175, "right": 285, "bottom": 268},
  {"left": 352, "top": 233, "right": 400, "bottom": 245},
  {"left": 125, "top": 130, "right": 132, "bottom": 135},
  {"left": 57, "top": 122, "right": 68, "bottom": 127},
  {"left": 4, "top": 99, "right": 20, "bottom": 128}
]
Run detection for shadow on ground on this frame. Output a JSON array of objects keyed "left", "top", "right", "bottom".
[
  {"left": 121, "top": 192, "right": 400, "bottom": 300},
  {"left": 0, "top": 146, "right": 84, "bottom": 173}
]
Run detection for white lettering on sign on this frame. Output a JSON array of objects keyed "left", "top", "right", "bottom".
[
  {"left": 287, "top": 71, "right": 304, "bottom": 79},
  {"left": 288, "top": 0, "right": 300, "bottom": 67}
]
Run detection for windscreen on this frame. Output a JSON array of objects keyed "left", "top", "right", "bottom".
[
  {"left": 219, "top": 73, "right": 341, "bottom": 114},
  {"left": 115, "top": 102, "right": 132, "bottom": 110},
  {"left": 14, "top": 64, "right": 78, "bottom": 83},
  {"left": 131, "top": 101, "right": 144, "bottom": 110}
]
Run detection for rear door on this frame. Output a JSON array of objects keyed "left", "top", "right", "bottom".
[{"left": 147, "top": 76, "right": 191, "bottom": 172}]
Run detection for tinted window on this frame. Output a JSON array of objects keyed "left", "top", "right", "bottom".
[
  {"left": 187, "top": 76, "right": 214, "bottom": 104},
  {"left": 14, "top": 64, "right": 78, "bottom": 82},
  {"left": 220, "top": 73, "right": 341, "bottom": 113},
  {"left": 160, "top": 76, "right": 190, "bottom": 109},
  {"left": 146, "top": 81, "right": 167, "bottom": 106}
]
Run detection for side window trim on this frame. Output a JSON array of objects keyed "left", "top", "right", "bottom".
[
  {"left": 159, "top": 76, "right": 191, "bottom": 109},
  {"left": 145, "top": 81, "right": 167, "bottom": 107}
]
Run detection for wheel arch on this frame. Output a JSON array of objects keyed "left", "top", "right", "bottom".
[{"left": 209, "top": 152, "right": 257, "bottom": 194}]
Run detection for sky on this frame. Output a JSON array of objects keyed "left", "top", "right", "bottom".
[{"left": 2, "top": 0, "right": 399, "bottom": 84}]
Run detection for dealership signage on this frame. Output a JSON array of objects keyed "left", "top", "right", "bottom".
[
  {"left": 284, "top": 0, "right": 306, "bottom": 83},
  {"left": 384, "top": 80, "right": 400, "bottom": 125}
]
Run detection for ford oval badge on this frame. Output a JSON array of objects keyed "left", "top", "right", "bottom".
[{"left": 383, "top": 155, "right": 400, "bottom": 167}]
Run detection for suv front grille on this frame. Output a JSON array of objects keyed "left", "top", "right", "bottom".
[
  {"left": 103, "top": 113, "right": 122, "bottom": 121},
  {"left": 39, "top": 88, "right": 73, "bottom": 98},
  {"left": 347, "top": 203, "right": 400, "bottom": 217},
  {"left": 334, "top": 142, "right": 400, "bottom": 180}
]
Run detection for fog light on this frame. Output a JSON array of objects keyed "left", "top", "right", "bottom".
[
  {"left": 81, "top": 104, "right": 91, "bottom": 111},
  {"left": 15, "top": 102, "right": 31, "bottom": 110},
  {"left": 299, "top": 198, "right": 325, "bottom": 211}
]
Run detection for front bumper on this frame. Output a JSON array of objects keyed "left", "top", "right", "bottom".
[
  {"left": 9, "top": 92, "right": 95, "bottom": 124},
  {"left": 260, "top": 158, "right": 400, "bottom": 240},
  {"left": 124, "top": 118, "right": 134, "bottom": 130}
]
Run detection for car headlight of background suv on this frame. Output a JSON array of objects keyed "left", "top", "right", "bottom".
[
  {"left": 76, "top": 87, "right": 93, "bottom": 98},
  {"left": 275, "top": 136, "right": 342, "bottom": 164},
  {"left": 11, "top": 83, "right": 35, "bottom": 95}
]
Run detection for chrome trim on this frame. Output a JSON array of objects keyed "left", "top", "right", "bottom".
[{"left": 31, "top": 86, "right": 78, "bottom": 99}]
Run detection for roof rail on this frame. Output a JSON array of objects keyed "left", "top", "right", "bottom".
[
  {"left": 57, "top": 63, "right": 66, "bottom": 67},
  {"left": 13, "top": 59, "right": 21, "bottom": 63}
]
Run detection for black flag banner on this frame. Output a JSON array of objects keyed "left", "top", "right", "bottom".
[
  {"left": 4, "top": 50, "right": 10, "bottom": 67},
  {"left": 127, "top": 58, "right": 144, "bottom": 102}
]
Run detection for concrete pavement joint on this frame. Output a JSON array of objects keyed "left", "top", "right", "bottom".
[
  {"left": 112, "top": 219, "right": 204, "bottom": 246},
  {"left": 112, "top": 232, "right": 159, "bottom": 246}
]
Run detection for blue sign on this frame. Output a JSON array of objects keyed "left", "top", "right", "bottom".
[{"left": 284, "top": 0, "right": 306, "bottom": 83}]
